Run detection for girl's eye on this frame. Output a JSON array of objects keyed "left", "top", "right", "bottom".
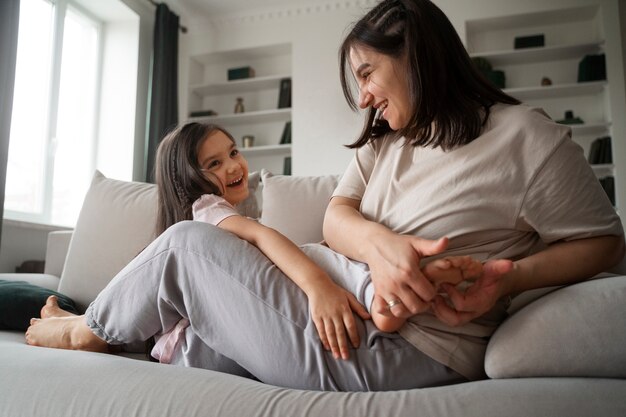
[
  {"left": 230, "top": 149, "right": 239, "bottom": 157},
  {"left": 206, "top": 160, "right": 220, "bottom": 169}
]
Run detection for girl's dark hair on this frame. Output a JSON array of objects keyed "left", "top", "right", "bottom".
[
  {"left": 339, "top": 0, "right": 520, "bottom": 150},
  {"left": 154, "top": 122, "right": 236, "bottom": 236}
]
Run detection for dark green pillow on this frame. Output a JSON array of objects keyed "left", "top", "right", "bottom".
[{"left": 0, "top": 280, "right": 79, "bottom": 331}]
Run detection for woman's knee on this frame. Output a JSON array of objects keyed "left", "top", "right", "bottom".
[{"left": 160, "top": 221, "right": 234, "bottom": 248}]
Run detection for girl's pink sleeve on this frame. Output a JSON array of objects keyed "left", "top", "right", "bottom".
[{"left": 192, "top": 194, "right": 239, "bottom": 226}]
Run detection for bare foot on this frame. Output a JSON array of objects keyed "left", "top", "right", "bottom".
[
  {"left": 370, "top": 294, "right": 406, "bottom": 333},
  {"left": 423, "top": 256, "right": 483, "bottom": 289},
  {"left": 25, "top": 315, "right": 109, "bottom": 353},
  {"left": 41, "top": 295, "right": 76, "bottom": 319}
]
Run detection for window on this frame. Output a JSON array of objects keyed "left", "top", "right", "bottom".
[{"left": 5, "top": 0, "right": 139, "bottom": 227}]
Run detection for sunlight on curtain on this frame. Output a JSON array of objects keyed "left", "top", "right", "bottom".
[
  {"left": 5, "top": 0, "right": 53, "bottom": 215},
  {"left": 52, "top": 8, "right": 99, "bottom": 226}
]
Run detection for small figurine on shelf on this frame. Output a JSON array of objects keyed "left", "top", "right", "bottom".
[
  {"left": 234, "top": 97, "right": 245, "bottom": 114},
  {"left": 541, "top": 77, "right": 552, "bottom": 86},
  {"left": 556, "top": 110, "right": 584, "bottom": 125},
  {"left": 242, "top": 135, "right": 255, "bottom": 148}
]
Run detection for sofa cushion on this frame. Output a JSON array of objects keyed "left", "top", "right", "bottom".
[
  {"left": 57, "top": 171, "right": 158, "bottom": 312},
  {"left": 485, "top": 275, "right": 626, "bottom": 379},
  {"left": 0, "top": 280, "right": 79, "bottom": 330},
  {"left": 58, "top": 171, "right": 261, "bottom": 312},
  {"left": 260, "top": 170, "right": 340, "bottom": 245},
  {"left": 236, "top": 170, "right": 261, "bottom": 219}
]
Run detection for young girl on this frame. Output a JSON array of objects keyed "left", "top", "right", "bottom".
[
  {"left": 151, "top": 122, "right": 371, "bottom": 361},
  {"left": 28, "top": 122, "right": 482, "bottom": 363}
]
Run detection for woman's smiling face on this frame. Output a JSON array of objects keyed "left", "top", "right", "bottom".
[{"left": 349, "top": 45, "right": 411, "bottom": 130}]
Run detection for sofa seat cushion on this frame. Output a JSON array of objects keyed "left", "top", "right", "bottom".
[
  {"left": 485, "top": 275, "right": 626, "bottom": 378},
  {"left": 0, "top": 280, "right": 79, "bottom": 330},
  {"left": 2, "top": 329, "right": 626, "bottom": 417}
]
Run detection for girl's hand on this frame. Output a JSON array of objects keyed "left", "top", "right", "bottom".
[
  {"left": 431, "top": 259, "right": 513, "bottom": 326},
  {"left": 308, "top": 282, "right": 371, "bottom": 360},
  {"left": 366, "top": 233, "right": 449, "bottom": 319}
]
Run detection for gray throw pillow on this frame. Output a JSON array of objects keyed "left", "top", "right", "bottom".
[{"left": 485, "top": 275, "right": 626, "bottom": 378}]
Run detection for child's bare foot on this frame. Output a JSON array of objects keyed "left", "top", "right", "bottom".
[
  {"left": 41, "top": 295, "right": 76, "bottom": 319},
  {"left": 370, "top": 294, "right": 406, "bottom": 333},
  {"left": 25, "top": 315, "right": 108, "bottom": 353},
  {"left": 423, "top": 256, "right": 483, "bottom": 289}
]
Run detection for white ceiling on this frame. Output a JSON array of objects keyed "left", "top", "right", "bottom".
[{"left": 174, "top": 0, "right": 332, "bottom": 17}]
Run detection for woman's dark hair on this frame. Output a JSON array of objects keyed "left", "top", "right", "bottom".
[
  {"left": 339, "top": 0, "right": 520, "bottom": 150},
  {"left": 154, "top": 122, "right": 236, "bottom": 236}
]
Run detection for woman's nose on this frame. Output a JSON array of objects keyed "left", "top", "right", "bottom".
[{"left": 358, "top": 86, "right": 373, "bottom": 109}]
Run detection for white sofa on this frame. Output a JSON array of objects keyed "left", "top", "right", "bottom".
[{"left": 1, "top": 170, "right": 625, "bottom": 417}]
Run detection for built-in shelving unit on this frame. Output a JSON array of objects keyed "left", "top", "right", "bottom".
[
  {"left": 187, "top": 43, "right": 292, "bottom": 174},
  {"left": 466, "top": 4, "right": 622, "bottom": 211}
]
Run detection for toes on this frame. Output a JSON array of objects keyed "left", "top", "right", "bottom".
[
  {"left": 46, "top": 295, "right": 59, "bottom": 307},
  {"left": 30, "top": 318, "right": 40, "bottom": 326}
]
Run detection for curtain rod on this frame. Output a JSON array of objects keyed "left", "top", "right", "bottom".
[{"left": 148, "top": 0, "right": 188, "bottom": 33}]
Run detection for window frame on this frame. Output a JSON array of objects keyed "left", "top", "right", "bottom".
[{"left": 4, "top": 0, "right": 104, "bottom": 226}]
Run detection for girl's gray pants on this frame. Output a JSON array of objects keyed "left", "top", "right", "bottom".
[{"left": 85, "top": 221, "right": 464, "bottom": 391}]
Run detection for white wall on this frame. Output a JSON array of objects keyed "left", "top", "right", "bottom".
[{"left": 179, "top": 0, "right": 624, "bottom": 176}]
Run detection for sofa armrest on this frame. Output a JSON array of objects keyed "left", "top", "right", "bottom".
[{"left": 43, "top": 231, "right": 73, "bottom": 277}]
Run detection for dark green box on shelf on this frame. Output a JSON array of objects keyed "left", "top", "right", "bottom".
[
  {"left": 514, "top": 34, "right": 544, "bottom": 49},
  {"left": 228, "top": 66, "right": 255, "bottom": 81},
  {"left": 578, "top": 54, "right": 606, "bottom": 82}
]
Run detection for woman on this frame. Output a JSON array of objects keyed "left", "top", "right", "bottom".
[
  {"left": 324, "top": 0, "right": 624, "bottom": 380},
  {"left": 26, "top": 0, "right": 623, "bottom": 391}
]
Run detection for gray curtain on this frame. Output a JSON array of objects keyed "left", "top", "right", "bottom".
[
  {"left": 146, "top": 2, "right": 179, "bottom": 183},
  {"left": 0, "top": 0, "right": 20, "bottom": 249}
]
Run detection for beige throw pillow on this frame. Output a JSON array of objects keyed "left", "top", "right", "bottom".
[
  {"left": 57, "top": 171, "right": 158, "bottom": 311},
  {"left": 260, "top": 170, "right": 340, "bottom": 245}
]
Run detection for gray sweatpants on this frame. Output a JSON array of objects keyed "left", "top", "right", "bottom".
[{"left": 85, "top": 221, "right": 464, "bottom": 391}]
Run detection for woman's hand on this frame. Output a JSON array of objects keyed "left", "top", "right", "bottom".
[
  {"left": 308, "top": 281, "right": 371, "bottom": 360},
  {"left": 366, "top": 232, "right": 449, "bottom": 319},
  {"left": 431, "top": 259, "right": 513, "bottom": 326}
]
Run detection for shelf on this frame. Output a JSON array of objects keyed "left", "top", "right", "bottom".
[
  {"left": 469, "top": 41, "right": 604, "bottom": 67},
  {"left": 592, "top": 164, "right": 614, "bottom": 178},
  {"left": 504, "top": 81, "right": 606, "bottom": 100},
  {"left": 188, "top": 108, "right": 291, "bottom": 126},
  {"left": 570, "top": 122, "right": 611, "bottom": 136},
  {"left": 191, "top": 43, "right": 291, "bottom": 66},
  {"left": 190, "top": 74, "right": 291, "bottom": 96},
  {"left": 240, "top": 144, "right": 291, "bottom": 157}
]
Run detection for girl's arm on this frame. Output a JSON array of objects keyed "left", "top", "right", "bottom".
[{"left": 218, "top": 215, "right": 370, "bottom": 360}]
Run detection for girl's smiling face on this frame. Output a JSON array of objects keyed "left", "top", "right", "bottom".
[
  {"left": 349, "top": 45, "right": 411, "bottom": 131},
  {"left": 197, "top": 131, "right": 249, "bottom": 206}
]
